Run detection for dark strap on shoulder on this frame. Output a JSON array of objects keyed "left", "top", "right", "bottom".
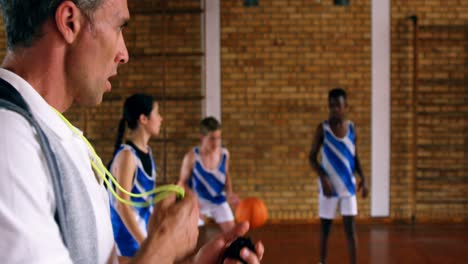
[
  {"left": 0, "top": 78, "right": 69, "bottom": 248},
  {"left": 0, "top": 78, "right": 31, "bottom": 113}
]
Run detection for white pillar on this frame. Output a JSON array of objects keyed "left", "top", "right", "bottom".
[
  {"left": 203, "top": 0, "right": 221, "bottom": 122},
  {"left": 371, "top": 0, "right": 391, "bottom": 216}
]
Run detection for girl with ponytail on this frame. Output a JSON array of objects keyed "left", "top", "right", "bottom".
[{"left": 108, "top": 93, "right": 163, "bottom": 257}]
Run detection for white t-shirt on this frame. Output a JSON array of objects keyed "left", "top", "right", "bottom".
[{"left": 0, "top": 69, "right": 117, "bottom": 264}]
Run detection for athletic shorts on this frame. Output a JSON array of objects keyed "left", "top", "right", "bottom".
[
  {"left": 198, "top": 199, "right": 234, "bottom": 226},
  {"left": 319, "top": 194, "right": 357, "bottom": 219}
]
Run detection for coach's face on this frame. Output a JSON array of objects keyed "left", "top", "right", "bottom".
[{"left": 68, "top": 0, "right": 130, "bottom": 106}]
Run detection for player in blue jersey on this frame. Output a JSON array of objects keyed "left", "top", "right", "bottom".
[
  {"left": 309, "top": 88, "right": 368, "bottom": 264},
  {"left": 178, "top": 117, "right": 239, "bottom": 233},
  {"left": 108, "top": 94, "right": 162, "bottom": 257}
]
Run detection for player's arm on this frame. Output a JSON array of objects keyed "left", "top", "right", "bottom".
[
  {"left": 178, "top": 151, "right": 194, "bottom": 187},
  {"left": 309, "top": 123, "right": 327, "bottom": 177},
  {"left": 118, "top": 256, "right": 131, "bottom": 264},
  {"left": 309, "top": 123, "right": 333, "bottom": 196},
  {"left": 354, "top": 129, "right": 369, "bottom": 198},
  {"left": 225, "top": 150, "right": 233, "bottom": 194},
  {"left": 224, "top": 150, "right": 240, "bottom": 206},
  {"left": 113, "top": 150, "right": 146, "bottom": 244}
]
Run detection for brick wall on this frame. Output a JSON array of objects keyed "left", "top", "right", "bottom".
[
  {"left": 221, "top": 0, "right": 371, "bottom": 220},
  {"left": 391, "top": 0, "right": 468, "bottom": 221},
  {"left": 221, "top": 0, "right": 467, "bottom": 221}
]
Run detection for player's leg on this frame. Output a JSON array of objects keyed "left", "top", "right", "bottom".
[
  {"left": 212, "top": 202, "right": 235, "bottom": 233},
  {"left": 197, "top": 198, "right": 211, "bottom": 227},
  {"left": 319, "top": 194, "right": 338, "bottom": 264},
  {"left": 341, "top": 196, "right": 358, "bottom": 264},
  {"left": 320, "top": 218, "right": 333, "bottom": 264}
]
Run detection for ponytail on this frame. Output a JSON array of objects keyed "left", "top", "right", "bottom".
[
  {"left": 107, "top": 93, "right": 154, "bottom": 169},
  {"left": 108, "top": 118, "right": 126, "bottom": 169}
]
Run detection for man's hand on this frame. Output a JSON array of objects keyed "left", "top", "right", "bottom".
[
  {"left": 357, "top": 179, "right": 368, "bottom": 199},
  {"left": 134, "top": 190, "right": 199, "bottom": 263},
  {"left": 193, "top": 222, "right": 264, "bottom": 264}
]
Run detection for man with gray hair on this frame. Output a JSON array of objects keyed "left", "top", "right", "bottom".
[{"left": 0, "top": 0, "right": 263, "bottom": 263}]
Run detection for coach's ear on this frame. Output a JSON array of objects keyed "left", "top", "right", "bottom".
[{"left": 55, "top": 1, "right": 83, "bottom": 44}]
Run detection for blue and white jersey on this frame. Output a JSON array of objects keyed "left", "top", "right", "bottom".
[
  {"left": 189, "top": 147, "right": 228, "bottom": 205},
  {"left": 320, "top": 120, "right": 356, "bottom": 197},
  {"left": 108, "top": 144, "right": 156, "bottom": 257}
]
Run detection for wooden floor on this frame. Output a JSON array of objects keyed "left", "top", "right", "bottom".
[{"left": 199, "top": 223, "right": 468, "bottom": 264}]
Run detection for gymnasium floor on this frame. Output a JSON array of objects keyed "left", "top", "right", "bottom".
[{"left": 199, "top": 223, "right": 468, "bottom": 264}]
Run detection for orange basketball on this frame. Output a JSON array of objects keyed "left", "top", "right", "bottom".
[{"left": 235, "top": 197, "right": 268, "bottom": 229}]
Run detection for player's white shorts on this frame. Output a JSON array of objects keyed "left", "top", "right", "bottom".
[
  {"left": 198, "top": 198, "right": 234, "bottom": 226},
  {"left": 319, "top": 194, "right": 357, "bottom": 219}
]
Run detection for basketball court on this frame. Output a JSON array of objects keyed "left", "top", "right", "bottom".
[{"left": 200, "top": 223, "right": 468, "bottom": 263}]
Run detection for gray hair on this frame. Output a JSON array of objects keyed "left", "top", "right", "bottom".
[{"left": 0, "top": 0, "right": 104, "bottom": 50}]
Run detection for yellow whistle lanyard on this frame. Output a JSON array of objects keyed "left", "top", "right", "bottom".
[{"left": 52, "top": 108, "right": 184, "bottom": 207}]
